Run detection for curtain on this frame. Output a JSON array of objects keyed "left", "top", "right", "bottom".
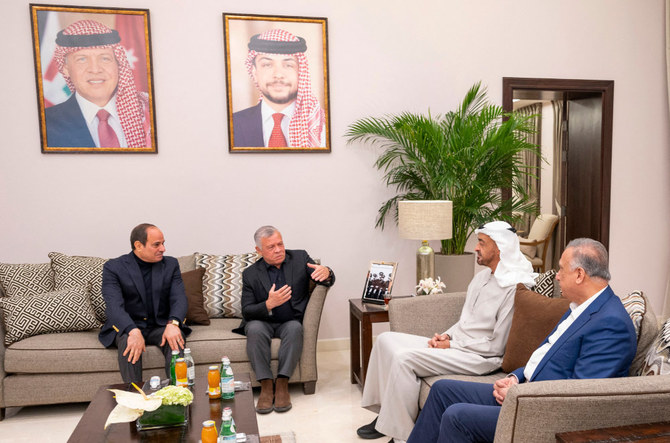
[
  {"left": 551, "top": 101, "right": 564, "bottom": 270},
  {"left": 515, "top": 103, "right": 542, "bottom": 234}
]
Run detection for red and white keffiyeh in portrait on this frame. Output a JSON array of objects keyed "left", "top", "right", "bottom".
[
  {"left": 54, "top": 20, "right": 151, "bottom": 148},
  {"left": 245, "top": 29, "right": 326, "bottom": 148}
]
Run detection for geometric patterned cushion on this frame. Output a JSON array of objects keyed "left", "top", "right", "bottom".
[
  {"left": 619, "top": 290, "right": 645, "bottom": 340},
  {"left": 638, "top": 318, "right": 670, "bottom": 376},
  {"left": 48, "top": 252, "right": 108, "bottom": 323},
  {"left": 0, "top": 262, "right": 55, "bottom": 298},
  {"left": 194, "top": 252, "right": 259, "bottom": 319},
  {"left": 0, "top": 286, "right": 100, "bottom": 345},
  {"left": 533, "top": 269, "right": 557, "bottom": 298}
]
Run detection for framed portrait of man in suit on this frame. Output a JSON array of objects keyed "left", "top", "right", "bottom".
[
  {"left": 30, "top": 5, "right": 157, "bottom": 153},
  {"left": 223, "top": 13, "right": 331, "bottom": 153}
]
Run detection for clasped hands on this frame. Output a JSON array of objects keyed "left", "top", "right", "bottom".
[
  {"left": 123, "top": 323, "right": 184, "bottom": 364},
  {"left": 428, "top": 333, "right": 451, "bottom": 349},
  {"left": 493, "top": 376, "right": 518, "bottom": 405}
]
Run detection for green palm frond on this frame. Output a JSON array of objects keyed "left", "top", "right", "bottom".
[{"left": 346, "top": 82, "right": 542, "bottom": 255}]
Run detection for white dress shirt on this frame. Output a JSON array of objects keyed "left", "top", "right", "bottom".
[
  {"left": 522, "top": 287, "right": 606, "bottom": 381},
  {"left": 75, "top": 93, "right": 127, "bottom": 148}
]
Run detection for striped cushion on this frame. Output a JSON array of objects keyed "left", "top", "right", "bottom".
[
  {"left": 620, "top": 290, "right": 645, "bottom": 339},
  {"left": 195, "top": 252, "right": 259, "bottom": 319},
  {"left": 638, "top": 318, "right": 670, "bottom": 376}
]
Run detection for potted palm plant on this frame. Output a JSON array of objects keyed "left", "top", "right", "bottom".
[{"left": 345, "top": 82, "right": 539, "bottom": 291}]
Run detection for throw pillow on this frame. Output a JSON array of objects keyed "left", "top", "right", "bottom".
[
  {"left": 534, "top": 269, "right": 557, "bottom": 298},
  {"left": 519, "top": 238, "right": 537, "bottom": 258},
  {"left": 0, "top": 262, "right": 55, "bottom": 298},
  {"left": 619, "top": 290, "right": 645, "bottom": 340},
  {"left": 182, "top": 267, "right": 210, "bottom": 325},
  {"left": 501, "top": 283, "right": 570, "bottom": 372},
  {"left": 195, "top": 252, "right": 259, "bottom": 318},
  {"left": 0, "top": 287, "right": 100, "bottom": 345},
  {"left": 638, "top": 318, "right": 670, "bottom": 376},
  {"left": 48, "top": 252, "right": 108, "bottom": 323}
]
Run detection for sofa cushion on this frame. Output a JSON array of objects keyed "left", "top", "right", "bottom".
[
  {"left": 177, "top": 254, "right": 196, "bottom": 273},
  {"left": 501, "top": 284, "right": 570, "bottom": 372},
  {"left": 533, "top": 269, "right": 557, "bottom": 298},
  {"left": 638, "top": 318, "right": 670, "bottom": 376},
  {"left": 182, "top": 267, "right": 210, "bottom": 325},
  {"left": 0, "top": 287, "right": 100, "bottom": 345},
  {"left": 4, "top": 329, "right": 165, "bottom": 373},
  {"left": 0, "top": 262, "right": 55, "bottom": 298},
  {"left": 49, "top": 252, "right": 108, "bottom": 323},
  {"left": 619, "top": 290, "right": 645, "bottom": 339},
  {"left": 195, "top": 252, "right": 259, "bottom": 319}
]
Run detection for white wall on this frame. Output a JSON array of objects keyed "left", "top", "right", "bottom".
[{"left": 1, "top": 0, "right": 668, "bottom": 341}]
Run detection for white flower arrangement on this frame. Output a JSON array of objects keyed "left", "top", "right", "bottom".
[{"left": 416, "top": 277, "right": 446, "bottom": 295}]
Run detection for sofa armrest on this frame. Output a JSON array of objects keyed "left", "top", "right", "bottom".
[
  {"left": 298, "top": 284, "right": 329, "bottom": 383},
  {"left": 389, "top": 292, "right": 466, "bottom": 338},
  {"left": 494, "top": 375, "right": 670, "bottom": 443}
]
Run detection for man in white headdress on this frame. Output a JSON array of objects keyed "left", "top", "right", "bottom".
[{"left": 356, "top": 221, "right": 536, "bottom": 443}]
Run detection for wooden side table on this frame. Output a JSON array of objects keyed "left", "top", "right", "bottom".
[
  {"left": 555, "top": 421, "right": 670, "bottom": 442},
  {"left": 349, "top": 298, "right": 389, "bottom": 388}
]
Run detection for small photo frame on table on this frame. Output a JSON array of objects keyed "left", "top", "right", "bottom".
[
  {"left": 223, "top": 13, "right": 331, "bottom": 153},
  {"left": 30, "top": 4, "right": 157, "bottom": 153},
  {"left": 362, "top": 261, "right": 397, "bottom": 305}
]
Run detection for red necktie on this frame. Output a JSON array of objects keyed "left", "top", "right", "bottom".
[
  {"left": 97, "top": 109, "right": 120, "bottom": 148},
  {"left": 268, "top": 113, "right": 287, "bottom": 147}
]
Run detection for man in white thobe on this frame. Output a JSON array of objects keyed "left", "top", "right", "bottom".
[{"left": 357, "top": 221, "right": 536, "bottom": 443}]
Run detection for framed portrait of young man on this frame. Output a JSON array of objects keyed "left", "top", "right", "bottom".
[
  {"left": 30, "top": 4, "right": 157, "bottom": 153},
  {"left": 223, "top": 13, "right": 331, "bottom": 153}
]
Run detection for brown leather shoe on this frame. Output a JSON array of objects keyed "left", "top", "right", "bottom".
[
  {"left": 273, "top": 377, "right": 292, "bottom": 412},
  {"left": 256, "top": 379, "right": 274, "bottom": 414}
]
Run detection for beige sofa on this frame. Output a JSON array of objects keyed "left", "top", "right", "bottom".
[
  {"left": 389, "top": 291, "right": 670, "bottom": 442},
  {"left": 0, "top": 253, "right": 330, "bottom": 420}
]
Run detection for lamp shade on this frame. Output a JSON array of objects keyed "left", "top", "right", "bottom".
[{"left": 398, "top": 200, "right": 453, "bottom": 240}]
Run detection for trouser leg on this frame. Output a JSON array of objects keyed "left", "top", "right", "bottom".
[
  {"left": 408, "top": 379, "right": 500, "bottom": 443},
  {"left": 144, "top": 327, "right": 184, "bottom": 378},
  {"left": 275, "top": 320, "right": 303, "bottom": 378},
  {"left": 115, "top": 333, "right": 142, "bottom": 384},
  {"left": 245, "top": 320, "right": 275, "bottom": 381}
]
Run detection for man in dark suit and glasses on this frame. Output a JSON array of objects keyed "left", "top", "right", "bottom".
[
  {"left": 235, "top": 225, "right": 335, "bottom": 413},
  {"left": 99, "top": 223, "right": 190, "bottom": 383}
]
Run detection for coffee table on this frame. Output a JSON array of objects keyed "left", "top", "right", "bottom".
[{"left": 68, "top": 372, "right": 259, "bottom": 442}]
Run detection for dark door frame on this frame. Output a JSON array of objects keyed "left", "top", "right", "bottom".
[{"left": 502, "top": 77, "right": 614, "bottom": 249}]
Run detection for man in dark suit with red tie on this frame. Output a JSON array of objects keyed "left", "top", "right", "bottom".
[
  {"left": 45, "top": 19, "right": 151, "bottom": 149},
  {"left": 99, "top": 223, "right": 190, "bottom": 384},
  {"left": 232, "top": 29, "right": 326, "bottom": 148}
]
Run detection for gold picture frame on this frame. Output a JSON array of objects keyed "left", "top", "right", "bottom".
[
  {"left": 30, "top": 4, "right": 157, "bottom": 153},
  {"left": 223, "top": 13, "right": 331, "bottom": 153}
]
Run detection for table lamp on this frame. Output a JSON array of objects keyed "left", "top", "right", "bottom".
[{"left": 398, "top": 200, "right": 453, "bottom": 284}]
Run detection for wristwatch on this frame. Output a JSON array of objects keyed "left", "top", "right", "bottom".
[{"left": 169, "top": 319, "right": 180, "bottom": 327}]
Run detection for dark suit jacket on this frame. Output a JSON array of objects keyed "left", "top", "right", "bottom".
[
  {"left": 232, "top": 103, "right": 264, "bottom": 147},
  {"left": 233, "top": 249, "right": 335, "bottom": 335},
  {"left": 44, "top": 94, "right": 96, "bottom": 147},
  {"left": 511, "top": 286, "right": 637, "bottom": 382},
  {"left": 98, "top": 252, "right": 191, "bottom": 348}
]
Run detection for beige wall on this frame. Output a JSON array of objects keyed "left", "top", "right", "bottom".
[{"left": 1, "top": 0, "right": 668, "bottom": 341}]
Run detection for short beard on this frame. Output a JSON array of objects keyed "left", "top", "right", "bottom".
[{"left": 263, "top": 89, "right": 298, "bottom": 105}]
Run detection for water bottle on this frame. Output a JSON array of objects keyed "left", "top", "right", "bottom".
[
  {"left": 169, "top": 349, "right": 180, "bottom": 385},
  {"left": 218, "top": 409, "right": 236, "bottom": 442},
  {"left": 184, "top": 348, "right": 196, "bottom": 386},
  {"left": 220, "top": 356, "right": 235, "bottom": 400}
]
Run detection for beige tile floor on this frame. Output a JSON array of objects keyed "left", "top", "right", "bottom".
[{"left": 0, "top": 349, "right": 381, "bottom": 443}]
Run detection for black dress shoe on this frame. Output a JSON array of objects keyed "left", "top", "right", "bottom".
[{"left": 357, "top": 417, "right": 385, "bottom": 439}]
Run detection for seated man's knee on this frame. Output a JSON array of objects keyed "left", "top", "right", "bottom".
[
  {"left": 245, "top": 321, "right": 271, "bottom": 339},
  {"left": 283, "top": 321, "right": 303, "bottom": 339}
]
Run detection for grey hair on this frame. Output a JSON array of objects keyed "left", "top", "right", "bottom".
[
  {"left": 254, "top": 225, "right": 279, "bottom": 248},
  {"left": 565, "top": 238, "right": 611, "bottom": 281}
]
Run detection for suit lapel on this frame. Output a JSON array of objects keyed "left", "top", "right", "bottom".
[
  {"left": 123, "top": 252, "right": 147, "bottom": 303},
  {"left": 256, "top": 260, "right": 273, "bottom": 295},
  {"left": 284, "top": 252, "right": 294, "bottom": 288},
  {"left": 151, "top": 259, "right": 165, "bottom": 316},
  {"left": 530, "top": 286, "right": 613, "bottom": 381}
]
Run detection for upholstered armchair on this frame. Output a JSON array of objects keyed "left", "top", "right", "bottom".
[{"left": 519, "top": 214, "right": 559, "bottom": 272}]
